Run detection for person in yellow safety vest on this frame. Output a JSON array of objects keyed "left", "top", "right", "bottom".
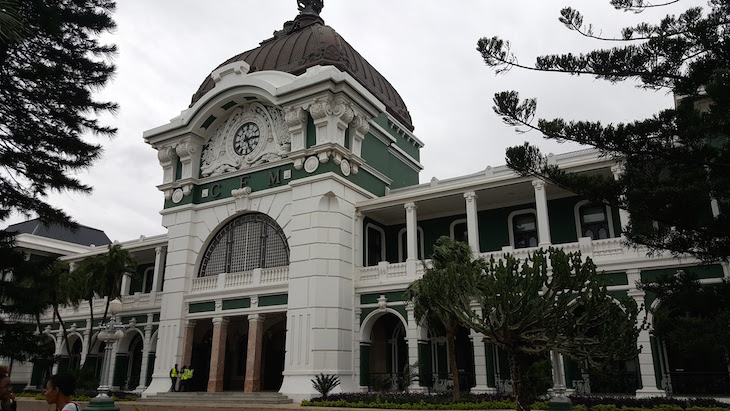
[
  {"left": 169, "top": 364, "right": 178, "bottom": 392},
  {"left": 186, "top": 367, "right": 194, "bottom": 392},
  {"left": 179, "top": 366, "right": 187, "bottom": 392}
]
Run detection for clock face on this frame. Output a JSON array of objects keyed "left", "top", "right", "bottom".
[{"left": 233, "top": 122, "right": 260, "bottom": 156}]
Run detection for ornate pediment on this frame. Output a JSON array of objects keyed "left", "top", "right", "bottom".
[{"left": 200, "top": 103, "right": 292, "bottom": 178}]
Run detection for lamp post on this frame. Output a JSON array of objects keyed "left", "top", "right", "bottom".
[
  {"left": 547, "top": 349, "right": 573, "bottom": 411},
  {"left": 87, "top": 298, "right": 125, "bottom": 411}
]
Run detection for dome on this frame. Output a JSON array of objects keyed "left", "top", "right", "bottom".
[{"left": 190, "top": 6, "right": 414, "bottom": 131}]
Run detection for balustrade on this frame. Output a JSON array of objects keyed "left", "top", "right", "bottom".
[{"left": 189, "top": 266, "right": 289, "bottom": 294}]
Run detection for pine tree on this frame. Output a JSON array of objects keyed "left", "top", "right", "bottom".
[
  {"left": 477, "top": 0, "right": 730, "bottom": 261},
  {"left": 0, "top": 0, "right": 117, "bottom": 363},
  {"left": 0, "top": 0, "right": 117, "bottom": 225}
]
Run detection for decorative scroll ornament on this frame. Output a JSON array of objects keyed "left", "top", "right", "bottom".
[{"left": 200, "top": 103, "right": 292, "bottom": 178}]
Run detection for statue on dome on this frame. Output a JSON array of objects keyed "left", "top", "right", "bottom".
[{"left": 298, "top": 0, "right": 323, "bottom": 15}]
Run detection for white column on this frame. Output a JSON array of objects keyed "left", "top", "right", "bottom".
[
  {"left": 151, "top": 246, "right": 166, "bottom": 293},
  {"left": 630, "top": 287, "right": 665, "bottom": 397},
  {"left": 52, "top": 332, "right": 63, "bottom": 374},
  {"left": 80, "top": 327, "right": 91, "bottom": 367},
  {"left": 405, "top": 202, "right": 418, "bottom": 277},
  {"left": 532, "top": 179, "right": 551, "bottom": 246},
  {"left": 464, "top": 191, "right": 481, "bottom": 255},
  {"left": 405, "top": 303, "right": 426, "bottom": 392},
  {"left": 611, "top": 164, "right": 631, "bottom": 232},
  {"left": 405, "top": 202, "right": 418, "bottom": 260},
  {"left": 120, "top": 274, "right": 131, "bottom": 297},
  {"left": 137, "top": 316, "right": 154, "bottom": 391},
  {"left": 354, "top": 212, "right": 364, "bottom": 268},
  {"left": 470, "top": 329, "right": 491, "bottom": 393}
]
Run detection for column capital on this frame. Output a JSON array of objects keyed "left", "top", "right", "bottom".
[
  {"left": 628, "top": 289, "right": 646, "bottom": 300},
  {"left": 532, "top": 179, "right": 546, "bottom": 190},
  {"left": 212, "top": 317, "right": 229, "bottom": 326},
  {"left": 247, "top": 313, "right": 265, "bottom": 323},
  {"left": 355, "top": 211, "right": 363, "bottom": 221},
  {"left": 405, "top": 301, "right": 415, "bottom": 312},
  {"left": 463, "top": 191, "right": 477, "bottom": 202},
  {"left": 185, "top": 320, "right": 197, "bottom": 329},
  {"left": 155, "top": 246, "right": 163, "bottom": 255},
  {"left": 404, "top": 202, "right": 417, "bottom": 212},
  {"left": 285, "top": 106, "right": 309, "bottom": 128},
  {"left": 611, "top": 163, "right": 625, "bottom": 179}
]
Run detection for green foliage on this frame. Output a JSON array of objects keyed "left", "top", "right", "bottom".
[
  {"left": 640, "top": 271, "right": 730, "bottom": 359},
  {"left": 0, "top": 231, "right": 57, "bottom": 361},
  {"left": 311, "top": 373, "right": 341, "bottom": 399},
  {"left": 0, "top": 0, "right": 117, "bottom": 225},
  {"left": 522, "top": 359, "right": 553, "bottom": 405},
  {"left": 462, "top": 248, "right": 640, "bottom": 411},
  {"left": 478, "top": 0, "right": 730, "bottom": 262},
  {"left": 405, "top": 237, "right": 482, "bottom": 400}
]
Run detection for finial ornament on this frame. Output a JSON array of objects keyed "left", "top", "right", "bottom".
[{"left": 298, "top": 0, "right": 323, "bottom": 15}]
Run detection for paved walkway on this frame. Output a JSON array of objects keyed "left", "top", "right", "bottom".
[{"left": 16, "top": 397, "right": 366, "bottom": 411}]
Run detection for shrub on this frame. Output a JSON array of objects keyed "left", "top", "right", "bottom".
[{"left": 311, "top": 373, "right": 341, "bottom": 399}]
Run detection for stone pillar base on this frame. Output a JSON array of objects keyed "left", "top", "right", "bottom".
[
  {"left": 635, "top": 388, "right": 666, "bottom": 398},
  {"left": 471, "top": 385, "right": 497, "bottom": 394}
]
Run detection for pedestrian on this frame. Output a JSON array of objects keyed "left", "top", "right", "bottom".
[
  {"left": 0, "top": 366, "right": 16, "bottom": 411},
  {"left": 187, "top": 366, "right": 194, "bottom": 392},
  {"left": 169, "top": 364, "right": 178, "bottom": 392},
  {"left": 44, "top": 374, "right": 79, "bottom": 411},
  {"left": 179, "top": 365, "right": 188, "bottom": 392}
]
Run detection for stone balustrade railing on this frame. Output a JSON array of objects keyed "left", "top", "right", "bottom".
[
  {"left": 191, "top": 266, "right": 289, "bottom": 293},
  {"left": 357, "top": 236, "right": 640, "bottom": 285},
  {"left": 55, "top": 292, "right": 164, "bottom": 318}
]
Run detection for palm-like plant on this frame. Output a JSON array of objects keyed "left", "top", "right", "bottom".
[
  {"left": 84, "top": 244, "right": 138, "bottom": 325},
  {"left": 405, "top": 237, "right": 481, "bottom": 401},
  {"left": 311, "top": 373, "right": 340, "bottom": 399}
]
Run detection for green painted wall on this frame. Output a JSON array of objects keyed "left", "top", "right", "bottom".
[
  {"left": 599, "top": 272, "right": 629, "bottom": 287},
  {"left": 360, "top": 343, "right": 370, "bottom": 386},
  {"left": 259, "top": 294, "right": 288, "bottom": 307},
  {"left": 306, "top": 115, "right": 316, "bottom": 148},
  {"left": 641, "top": 264, "right": 724, "bottom": 283},
  {"left": 478, "top": 203, "right": 536, "bottom": 252},
  {"left": 222, "top": 298, "right": 250, "bottom": 310},
  {"left": 485, "top": 343, "right": 496, "bottom": 388},
  {"left": 361, "top": 291, "right": 407, "bottom": 305},
  {"left": 189, "top": 302, "right": 215, "bottom": 313},
  {"left": 418, "top": 341, "right": 432, "bottom": 387},
  {"left": 372, "top": 114, "right": 420, "bottom": 161},
  {"left": 164, "top": 160, "right": 388, "bottom": 210},
  {"left": 548, "top": 196, "right": 581, "bottom": 244}
]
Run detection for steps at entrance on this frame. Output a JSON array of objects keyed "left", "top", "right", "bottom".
[{"left": 143, "top": 391, "right": 293, "bottom": 404}]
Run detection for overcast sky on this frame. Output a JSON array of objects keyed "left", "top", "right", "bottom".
[{"left": 3, "top": 0, "right": 703, "bottom": 241}]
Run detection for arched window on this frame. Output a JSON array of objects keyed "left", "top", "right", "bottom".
[
  {"left": 199, "top": 213, "right": 289, "bottom": 277},
  {"left": 366, "top": 224, "right": 386, "bottom": 267},
  {"left": 579, "top": 204, "right": 610, "bottom": 240},
  {"left": 450, "top": 219, "right": 468, "bottom": 243},
  {"left": 512, "top": 213, "right": 538, "bottom": 249}
]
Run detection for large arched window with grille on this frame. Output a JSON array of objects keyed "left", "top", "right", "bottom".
[{"left": 199, "top": 213, "right": 289, "bottom": 277}]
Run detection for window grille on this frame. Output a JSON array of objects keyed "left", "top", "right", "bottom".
[{"left": 199, "top": 213, "right": 289, "bottom": 277}]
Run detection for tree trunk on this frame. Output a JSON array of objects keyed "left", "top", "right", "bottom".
[
  {"left": 508, "top": 351, "right": 531, "bottom": 411},
  {"left": 101, "top": 296, "right": 110, "bottom": 325},
  {"left": 446, "top": 328, "right": 461, "bottom": 401},
  {"left": 54, "top": 304, "right": 71, "bottom": 364},
  {"left": 83, "top": 298, "right": 95, "bottom": 365}
]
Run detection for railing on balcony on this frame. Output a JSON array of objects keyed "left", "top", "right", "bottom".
[
  {"left": 56, "top": 292, "right": 164, "bottom": 317},
  {"left": 358, "top": 237, "right": 634, "bottom": 284},
  {"left": 191, "top": 266, "right": 289, "bottom": 293}
]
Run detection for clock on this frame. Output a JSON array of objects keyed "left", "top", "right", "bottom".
[{"left": 233, "top": 122, "right": 260, "bottom": 156}]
